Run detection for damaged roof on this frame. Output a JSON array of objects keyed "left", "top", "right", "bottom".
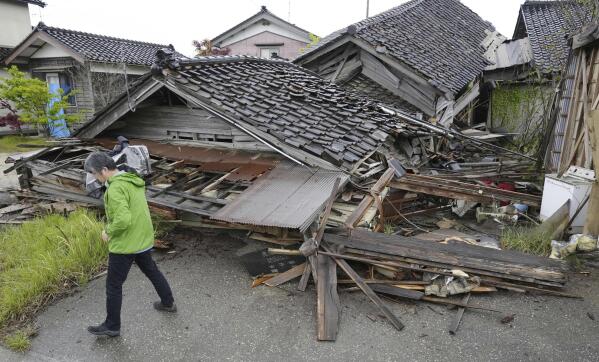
[
  {"left": 341, "top": 74, "right": 421, "bottom": 115},
  {"left": 295, "top": 0, "right": 497, "bottom": 93},
  {"left": 4, "top": 23, "right": 186, "bottom": 66},
  {"left": 13, "top": 0, "right": 46, "bottom": 7},
  {"left": 0, "top": 47, "right": 12, "bottom": 63},
  {"left": 163, "top": 56, "right": 400, "bottom": 169},
  {"left": 513, "top": 0, "right": 592, "bottom": 73}
]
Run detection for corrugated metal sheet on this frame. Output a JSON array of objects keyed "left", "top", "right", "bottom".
[
  {"left": 211, "top": 161, "right": 348, "bottom": 231},
  {"left": 485, "top": 38, "right": 533, "bottom": 71},
  {"left": 547, "top": 51, "right": 577, "bottom": 172}
]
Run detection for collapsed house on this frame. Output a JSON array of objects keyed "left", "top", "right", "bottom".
[
  {"left": 542, "top": 20, "right": 599, "bottom": 238},
  {"left": 483, "top": 0, "right": 592, "bottom": 150},
  {"left": 293, "top": 0, "right": 504, "bottom": 126}
]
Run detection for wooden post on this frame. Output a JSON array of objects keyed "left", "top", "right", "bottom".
[
  {"left": 316, "top": 254, "right": 340, "bottom": 341},
  {"left": 584, "top": 110, "right": 599, "bottom": 235}
]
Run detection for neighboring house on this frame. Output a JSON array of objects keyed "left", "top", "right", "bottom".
[
  {"left": 0, "top": 0, "right": 45, "bottom": 133},
  {"left": 294, "top": 0, "right": 503, "bottom": 124},
  {"left": 211, "top": 6, "right": 312, "bottom": 60},
  {"left": 483, "top": 0, "right": 591, "bottom": 145},
  {"left": 3, "top": 22, "right": 185, "bottom": 124},
  {"left": 0, "top": 0, "right": 45, "bottom": 66}
]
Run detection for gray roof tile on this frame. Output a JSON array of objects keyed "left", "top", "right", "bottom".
[
  {"left": 36, "top": 23, "right": 186, "bottom": 66},
  {"left": 296, "top": 0, "right": 496, "bottom": 93},
  {"left": 514, "top": 0, "right": 592, "bottom": 73},
  {"left": 168, "top": 56, "right": 400, "bottom": 168}
]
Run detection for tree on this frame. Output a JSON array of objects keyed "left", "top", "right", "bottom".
[
  {"left": 299, "top": 33, "right": 321, "bottom": 54},
  {"left": 192, "top": 39, "right": 231, "bottom": 57},
  {"left": 0, "top": 66, "right": 80, "bottom": 136}
]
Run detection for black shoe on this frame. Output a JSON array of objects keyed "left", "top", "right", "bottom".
[
  {"left": 153, "top": 301, "right": 177, "bottom": 313},
  {"left": 87, "top": 323, "right": 120, "bottom": 337}
]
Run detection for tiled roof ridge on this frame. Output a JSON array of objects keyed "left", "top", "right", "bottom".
[
  {"left": 353, "top": 0, "right": 425, "bottom": 32},
  {"left": 523, "top": 0, "right": 579, "bottom": 5},
  {"left": 36, "top": 22, "right": 173, "bottom": 49}
]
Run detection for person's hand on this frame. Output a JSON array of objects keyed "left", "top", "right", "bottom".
[{"left": 101, "top": 230, "right": 109, "bottom": 243}]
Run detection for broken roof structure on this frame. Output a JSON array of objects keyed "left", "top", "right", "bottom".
[
  {"left": 3, "top": 22, "right": 185, "bottom": 66},
  {"left": 294, "top": 0, "right": 502, "bottom": 123},
  {"left": 14, "top": 0, "right": 45, "bottom": 6},
  {"left": 513, "top": 0, "right": 592, "bottom": 74},
  {"left": 76, "top": 55, "right": 404, "bottom": 171}
]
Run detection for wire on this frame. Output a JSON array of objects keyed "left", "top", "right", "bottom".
[{"left": 120, "top": 42, "right": 136, "bottom": 113}]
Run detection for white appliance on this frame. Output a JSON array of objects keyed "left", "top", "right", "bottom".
[{"left": 540, "top": 167, "right": 595, "bottom": 233}]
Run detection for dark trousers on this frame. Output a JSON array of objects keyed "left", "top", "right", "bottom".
[{"left": 105, "top": 249, "right": 174, "bottom": 330}]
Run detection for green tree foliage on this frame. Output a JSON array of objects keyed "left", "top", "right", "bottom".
[
  {"left": 0, "top": 66, "right": 79, "bottom": 135},
  {"left": 192, "top": 39, "right": 231, "bottom": 57},
  {"left": 299, "top": 33, "right": 321, "bottom": 54}
]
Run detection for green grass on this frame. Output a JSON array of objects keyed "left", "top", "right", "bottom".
[
  {"left": 501, "top": 226, "right": 553, "bottom": 256},
  {"left": 0, "top": 135, "right": 50, "bottom": 153},
  {"left": 0, "top": 210, "right": 107, "bottom": 328},
  {"left": 4, "top": 328, "right": 34, "bottom": 352}
]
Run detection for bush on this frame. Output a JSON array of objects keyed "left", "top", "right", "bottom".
[
  {"left": 4, "top": 330, "right": 31, "bottom": 352},
  {"left": 501, "top": 226, "right": 553, "bottom": 256},
  {"left": 0, "top": 210, "right": 107, "bottom": 327}
]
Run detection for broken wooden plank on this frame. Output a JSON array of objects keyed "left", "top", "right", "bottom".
[
  {"left": 324, "top": 246, "right": 404, "bottom": 331},
  {"left": 314, "top": 177, "right": 342, "bottom": 244},
  {"left": 324, "top": 230, "right": 566, "bottom": 287},
  {"left": 317, "top": 254, "right": 340, "bottom": 341},
  {"left": 344, "top": 194, "right": 374, "bottom": 229},
  {"left": 264, "top": 262, "right": 307, "bottom": 287},
  {"left": 297, "top": 263, "right": 312, "bottom": 292},
  {"left": 448, "top": 293, "right": 470, "bottom": 335},
  {"left": 371, "top": 284, "right": 502, "bottom": 313}
]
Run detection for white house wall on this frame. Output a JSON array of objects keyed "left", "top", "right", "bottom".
[
  {"left": 218, "top": 17, "right": 309, "bottom": 47},
  {"left": 0, "top": 1, "right": 31, "bottom": 48},
  {"left": 89, "top": 62, "right": 148, "bottom": 75},
  {"left": 30, "top": 42, "right": 72, "bottom": 59}
]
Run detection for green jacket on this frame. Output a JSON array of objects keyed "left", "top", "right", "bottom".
[{"left": 104, "top": 172, "right": 154, "bottom": 254}]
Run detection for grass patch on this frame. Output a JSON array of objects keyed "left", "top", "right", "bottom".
[
  {"left": 4, "top": 327, "right": 35, "bottom": 352},
  {"left": 0, "top": 135, "right": 49, "bottom": 153},
  {"left": 0, "top": 210, "right": 107, "bottom": 330},
  {"left": 501, "top": 226, "right": 553, "bottom": 256}
]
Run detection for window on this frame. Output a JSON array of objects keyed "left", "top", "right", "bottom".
[
  {"left": 259, "top": 47, "right": 280, "bottom": 59},
  {"left": 34, "top": 72, "right": 76, "bottom": 106}
]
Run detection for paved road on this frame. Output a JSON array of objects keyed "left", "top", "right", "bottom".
[
  {"left": 2, "top": 229, "right": 598, "bottom": 361},
  {"left": 0, "top": 153, "right": 18, "bottom": 189}
]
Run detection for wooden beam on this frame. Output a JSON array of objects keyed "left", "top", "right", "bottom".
[
  {"left": 297, "top": 263, "right": 312, "bottom": 292},
  {"left": 316, "top": 255, "right": 340, "bottom": 341},
  {"left": 584, "top": 109, "right": 599, "bottom": 235},
  {"left": 324, "top": 246, "right": 405, "bottom": 331},
  {"left": 448, "top": 293, "right": 470, "bottom": 335},
  {"left": 264, "top": 263, "right": 307, "bottom": 287}
]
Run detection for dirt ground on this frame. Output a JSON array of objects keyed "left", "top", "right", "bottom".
[{"left": 1, "top": 228, "right": 598, "bottom": 362}]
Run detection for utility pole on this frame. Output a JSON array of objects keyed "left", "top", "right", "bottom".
[{"left": 366, "top": 0, "right": 370, "bottom": 18}]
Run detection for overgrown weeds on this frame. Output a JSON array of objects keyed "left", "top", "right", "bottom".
[
  {"left": 3, "top": 326, "right": 36, "bottom": 352},
  {"left": 501, "top": 226, "right": 553, "bottom": 256},
  {"left": 0, "top": 210, "right": 107, "bottom": 332}
]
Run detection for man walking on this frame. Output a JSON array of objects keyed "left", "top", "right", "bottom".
[{"left": 84, "top": 152, "right": 176, "bottom": 337}]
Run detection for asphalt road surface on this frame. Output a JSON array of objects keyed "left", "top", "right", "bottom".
[{"left": 1, "top": 229, "right": 598, "bottom": 361}]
